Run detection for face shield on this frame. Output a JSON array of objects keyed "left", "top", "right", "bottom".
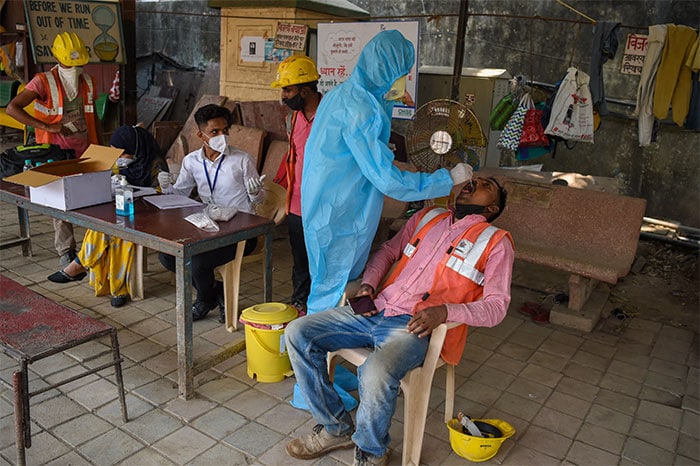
[{"left": 385, "top": 75, "right": 407, "bottom": 101}]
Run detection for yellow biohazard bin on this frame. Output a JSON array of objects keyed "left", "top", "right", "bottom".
[{"left": 239, "top": 302, "right": 299, "bottom": 383}]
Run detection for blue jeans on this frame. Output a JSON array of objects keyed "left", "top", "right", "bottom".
[{"left": 285, "top": 306, "right": 430, "bottom": 457}]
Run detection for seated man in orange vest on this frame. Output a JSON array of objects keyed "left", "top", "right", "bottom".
[
  {"left": 284, "top": 177, "right": 513, "bottom": 466},
  {"left": 6, "top": 32, "right": 99, "bottom": 267}
]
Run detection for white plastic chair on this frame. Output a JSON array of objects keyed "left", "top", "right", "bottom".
[
  {"left": 329, "top": 282, "right": 460, "bottom": 466},
  {"left": 327, "top": 323, "right": 459, "bottom": 466},
  {"left": 215, "top": 180, "right": 287, "bottom": 331}
]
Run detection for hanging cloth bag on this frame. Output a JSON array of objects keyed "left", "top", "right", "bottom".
[
  {"left": 519, "top": 102, "right": 550, "bottom": 147},
  {"left": 544, "top": 67, "right": 595, "bottom": 143},
  {"left": 497, "top": 93, "right": 533, "bottom": 151}
]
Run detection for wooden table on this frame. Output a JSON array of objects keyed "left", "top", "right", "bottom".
[{"left": 0, "top": 181, "right": 274, "bottom": 399}]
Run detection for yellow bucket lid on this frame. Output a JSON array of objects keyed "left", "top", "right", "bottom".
[{"left": 240, "top": 302, "right": 298, "bottom": 325}]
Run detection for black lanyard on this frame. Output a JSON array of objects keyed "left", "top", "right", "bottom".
[{"left": 203, "top": 154, "right": 226, "bottom": 200}]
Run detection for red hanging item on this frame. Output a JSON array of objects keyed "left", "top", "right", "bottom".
[{"left": 519, "top": 107, "right": 550, "bottom": 148}]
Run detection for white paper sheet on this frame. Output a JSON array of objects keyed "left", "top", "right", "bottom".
[
  {"left": 130, "top": 186, "right": 158, "bottom": 198},
  {"left": 144, "top": 195, "right": 203, "bottom": 210}
]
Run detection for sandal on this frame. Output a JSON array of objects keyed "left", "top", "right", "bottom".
[{"left": 47, "top": 270, "right": 87, "bottom": 283}]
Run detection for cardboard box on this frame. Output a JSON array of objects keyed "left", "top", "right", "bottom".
[{"left": 4, "top": 144, "right": 123, "bottom": 211}]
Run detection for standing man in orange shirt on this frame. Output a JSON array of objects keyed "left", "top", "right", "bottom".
[{"left": 7, "top": 32, "right": 99, "bottom": 267}]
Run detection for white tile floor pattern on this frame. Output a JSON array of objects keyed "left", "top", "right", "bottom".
[{"left": 0, "top": 203, "right": 698, "bottom": 466}]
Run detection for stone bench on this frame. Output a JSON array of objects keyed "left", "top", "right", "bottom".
[{"left": 487, "top": 174, "right": 647, "bottom": 331}]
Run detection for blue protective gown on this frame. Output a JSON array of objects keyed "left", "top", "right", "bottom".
[{"left": 301, "top": 30, "right": 453, "bottom": 314}]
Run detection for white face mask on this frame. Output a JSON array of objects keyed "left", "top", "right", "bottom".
[
  {"left": 57, "top": 66, "right": 82, "bottom": 101},
  {"left": 206, "top": 134, "right": 228, "bottom": 154}
]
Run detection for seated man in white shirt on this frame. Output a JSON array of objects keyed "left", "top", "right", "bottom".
[{"left": 158, "top": 104, "right": 265, "bottom": 321}]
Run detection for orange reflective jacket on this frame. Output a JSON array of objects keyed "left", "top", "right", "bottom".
[
  {"left": 381, "top": 207, "right": 513, "bottom": 364},
  {"left": 33, "top": 67, "right": 98, "bottom": 146}
]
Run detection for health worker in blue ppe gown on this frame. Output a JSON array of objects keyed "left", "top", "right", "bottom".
[{"left": 301, "top": 30, "right": 473, "bottom": 314}]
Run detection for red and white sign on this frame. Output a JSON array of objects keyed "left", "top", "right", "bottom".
[{"left": 621, "top": 33, "right": 648, "bottom": 75}]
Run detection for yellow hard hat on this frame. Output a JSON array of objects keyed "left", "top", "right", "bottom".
[
  {"left": 51, "top": 32, "right": 90, "bottom": 67},
  {"left": 271, "top": 55, "right": 320, "bottom": 88},
  {"left": 447, "top": 418, "right": 515, "bottom": 462}
]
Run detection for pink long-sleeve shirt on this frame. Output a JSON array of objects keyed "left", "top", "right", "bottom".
[{"left": 361, "top": 211, "right": 514, "bottom": 328}]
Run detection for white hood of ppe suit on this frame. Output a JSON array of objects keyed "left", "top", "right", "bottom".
[{"left": 301, "top": 29, "right": 453, "bottom": 314}]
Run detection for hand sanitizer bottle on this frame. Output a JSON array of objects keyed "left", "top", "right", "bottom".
[{"left": 115, "top": 176, "right": 134, "bottom": 216}]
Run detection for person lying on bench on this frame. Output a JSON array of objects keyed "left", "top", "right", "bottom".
[
  {"left": 48, "top": 125, "right": 168, "bottom": 308},
  {"left": 157, "top": 104, "right": 266, "bottom": 321},
  {"left": 284, "top": 176, "right": 514, "bottom": 466}
]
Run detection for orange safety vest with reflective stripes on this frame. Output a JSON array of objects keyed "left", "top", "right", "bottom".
[
  {"left": 380, "top": 207, "right": 513, "bottom": 365},
  {"left": 33, "top": 67, "right": 98, "bottom": 146}
]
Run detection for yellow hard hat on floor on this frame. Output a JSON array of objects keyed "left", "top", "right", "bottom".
[
  {"left": 51, "top": 32, "right": 90, "bottom": 67},
  {"left": 447, "top": 418, "right": 515, "bottom": 462},
  {"left": 271, "top": 55, "right": 320, "bottom": 88}
]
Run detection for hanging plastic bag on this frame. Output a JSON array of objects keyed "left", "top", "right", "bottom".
[
  {"left": 185, "top": 211, "right": 219, "bottom": 232},
  {"left": 204, "top": 203, "right": 238, "bottom": 222},
  {"left": 497, "top": 93, "right": 533, "bottom": 151},
  {"left": 489, "top": 94, "right": 518, "bottom": 130},
  {"left": 544, "top": 67, "right": 595, "bottom": 143}
]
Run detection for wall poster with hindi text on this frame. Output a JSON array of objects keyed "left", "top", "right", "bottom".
[
  {"left": 317, "top": 21, "right": 419, "bottom": 120},
  {"left": 621, "top": 33, "right": 648, "bottom": 76}
]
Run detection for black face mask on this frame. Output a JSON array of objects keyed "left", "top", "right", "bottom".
[
  {"left": 282, "top": 93, "right": 305, "bottom": 111},
  {"left": 454, "top": 204, "right": 487, "bottom": 219}
]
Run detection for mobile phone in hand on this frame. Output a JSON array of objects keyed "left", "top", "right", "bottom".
[{"left": 347, "top": 295, "right": 377, "bottom": 314}]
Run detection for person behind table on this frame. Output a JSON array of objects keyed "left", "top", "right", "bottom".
[
  {"left": 300, "top": 30, "right": 473, "bottom": 315},
  {"left": 270, "top": 55, "right": 322, "bottom": 314},
  {"left": 46, "top": 125, "right": 168, "bottom": 308},
  {"left": 285, "top": 177, "right": 512, "bottom": 466},
  {"left": 6, "top": 32, "right": 100, "bottom": 268},
  {"left": 157, "top": 104, "right": 266, "bottom": 321}
]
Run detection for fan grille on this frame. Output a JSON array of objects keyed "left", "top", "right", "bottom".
[{"left": 405, "top": 99, "right": 487, "bottom": 173}]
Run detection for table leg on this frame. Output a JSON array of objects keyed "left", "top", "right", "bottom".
[
  {"left": 175, "top": 255, "right": 194, "bottom": 399},
  {"left": 12, "top": 371, "right": 26, "bottom": 466},
  {"left": 264, "top": 232, "right": 272, "bottom": 302},
  {"left": 110, "top": 330, "right": 129, "bottom": 422},
  {"left": 17, "top": 206, "right": 32, "bottom": 257}
]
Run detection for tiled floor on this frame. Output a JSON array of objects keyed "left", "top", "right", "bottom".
[{"left": 0, "top": 188, "right": 699, "bottom": 465}]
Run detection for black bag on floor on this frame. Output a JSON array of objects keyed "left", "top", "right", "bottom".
[{"left": 0, "top": 143, "right": 74, "bottom": 178}]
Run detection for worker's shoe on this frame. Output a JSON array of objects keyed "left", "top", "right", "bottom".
[
  {"left": 192, "top": 300, "right": 217, "bottom": 321},
  {"left": 110, "top": 295, "right": 129, "bottom": 308},
  {"left": 290, "top": 300, "right": 308, "bottom": 316},
  {"left": 285, "top": 424, "right": 354, "bottom": 460},
  {"left": 353, "top": 447, "right": 389, "bottom": 466}
]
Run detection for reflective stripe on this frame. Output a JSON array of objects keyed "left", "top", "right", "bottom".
[
  {"left": 42, "top": 72, "right": 62, "bottom": 116},
  {"left": 34, "top": 101, "right": 58, "bottom": 115},
  {"left": 82, "top": 74, "right": 94, "bottom": 106},
  {"left": 444, "top": 226, "right": 498, "bottom": 285},
  {"left": 415, "top": 207, "right": 448, "bottom": 232}
]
